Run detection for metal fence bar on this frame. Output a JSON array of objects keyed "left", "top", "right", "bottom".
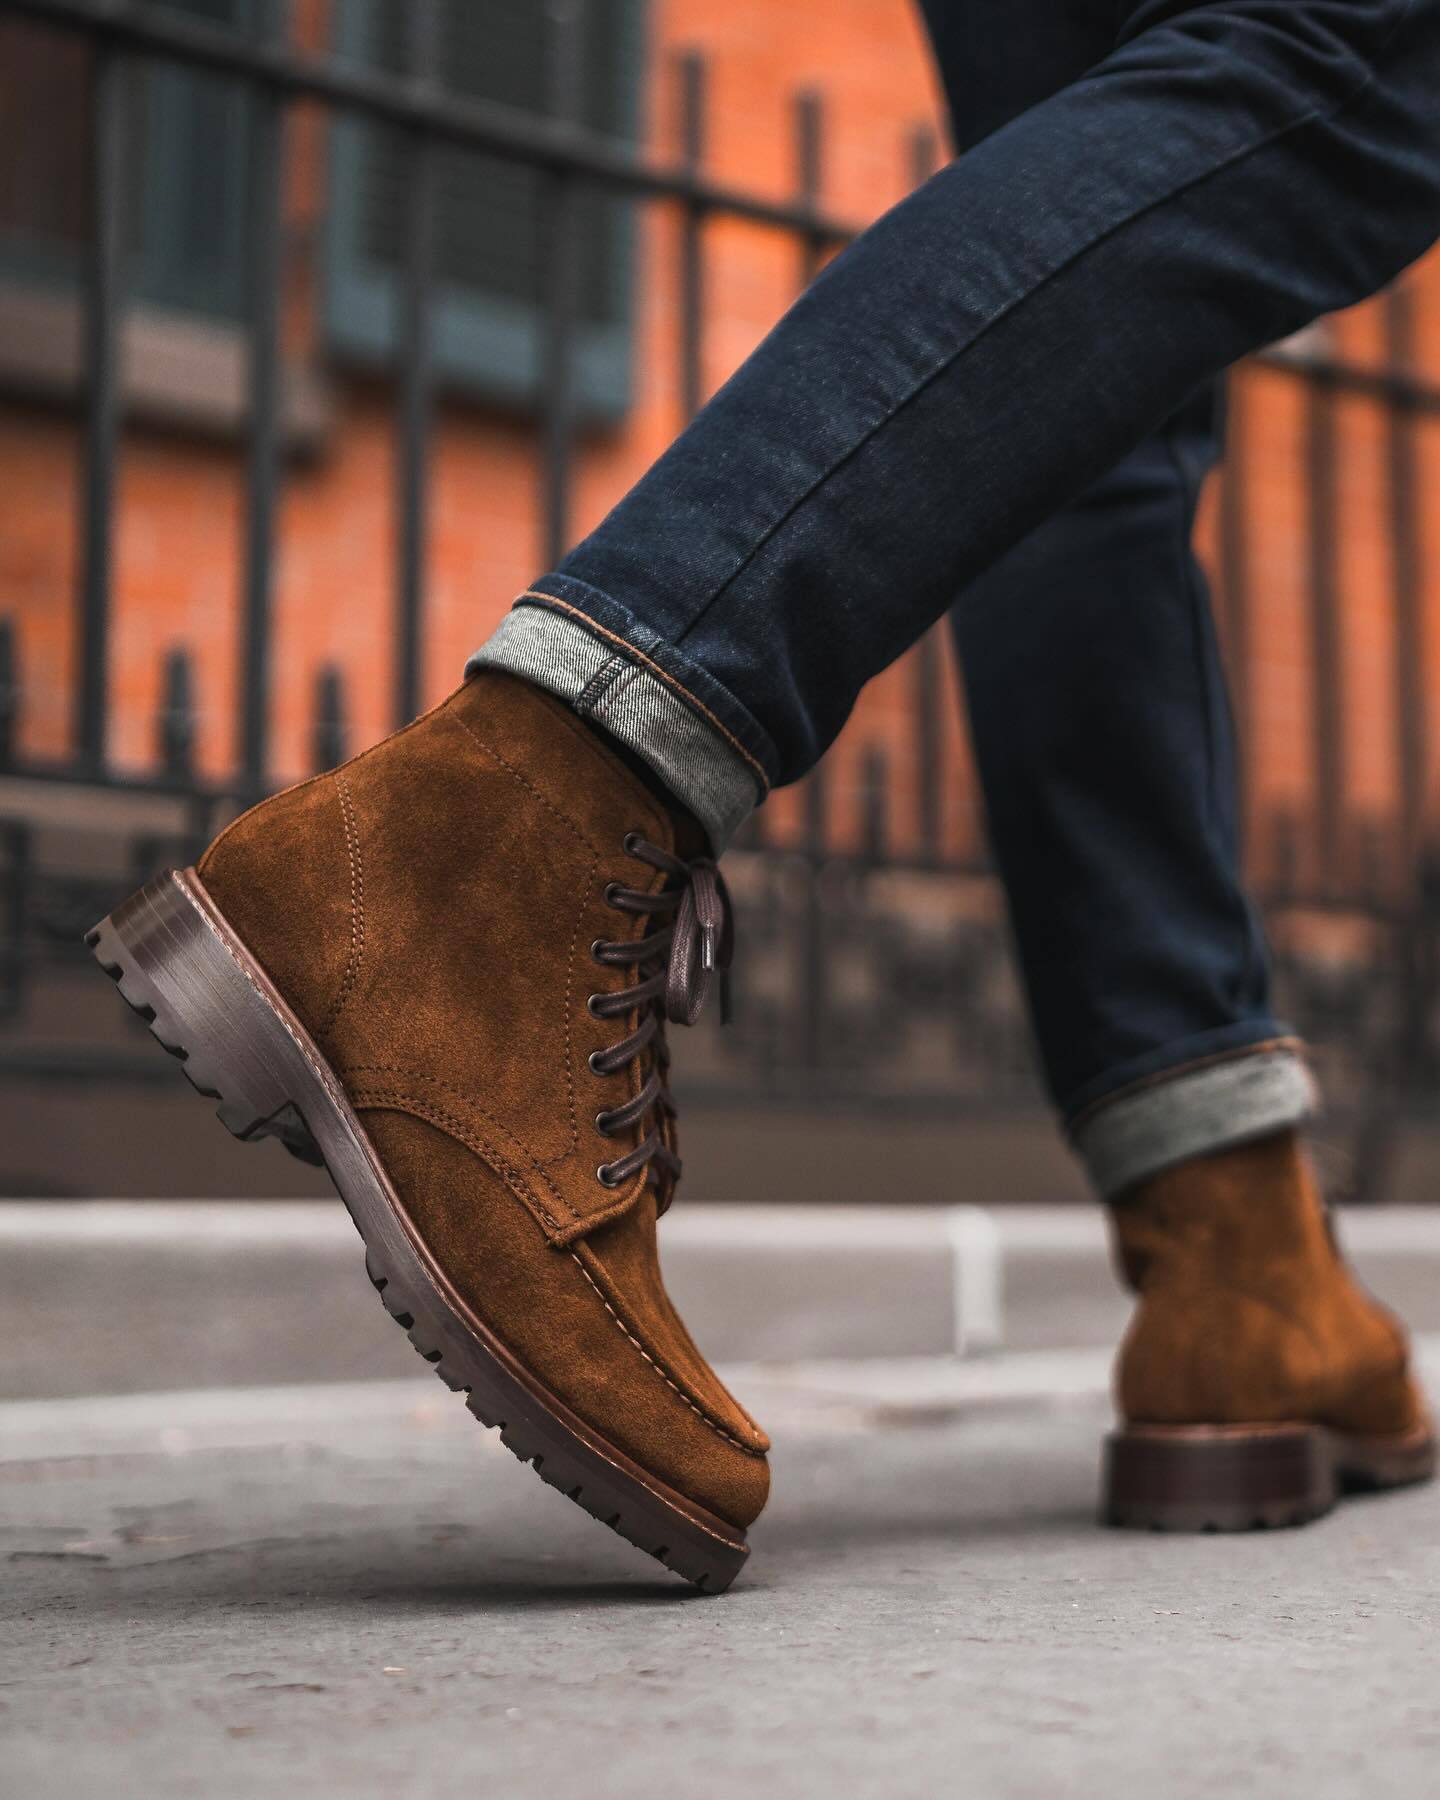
[
  {"left": 157, "top": 649, "right": 195, "bottom": 778},
  {"left": 538, "top": 0, "right": 583, "bottom": 570},
  {"left": 1303, "top": 363, "right": 1345, "bottom": 889},
  {"left": 393, "top": 0, "right": 440, "bottom": 728},
  {"left": 1217, "top": 372, "right": 1254, "bottom": 844},
  {"left": 1386, "top": 279, "right": 1428, "bottom": 872},
  {"left": 75, "top": 33, "right": 125, "bottom": 770},
  {"left": 237, "top": 0, "right": 285, "bottom": 786},
  {"left": 676, "top": 49, "right": 707, "bottom": 425},
  {"left": 0, "top": 619, "right": 16, "bottom": 766},
  {"left": 795, "top": 80, "right": 828, "bottom": 878},
  {"left": 792, "top": 86, "right": 830, "bottom": 1068},
  {"left": 907, "top": 124, "right": 945, "bottom": 866},
  {"left": 312, "top": 664, "right": 347, "bottom": 773}
]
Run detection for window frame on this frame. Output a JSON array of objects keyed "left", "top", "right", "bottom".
[
  {"left": 0, "top": 3, "right": 255, "bottom": 322},
  {"left": 321, "top": 0, "right": 646, "bottom": 423}
]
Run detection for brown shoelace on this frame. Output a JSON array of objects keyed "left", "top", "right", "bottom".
[{"left": 588, "top": 833, "right": 733, "bottom": 1207}]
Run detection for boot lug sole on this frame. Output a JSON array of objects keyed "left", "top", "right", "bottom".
[
  {"left": 1102, "top": 1420, "right": 1436, "bottom": 1532},
  {"left": 89, "top": 868, "right": 749, "bottom": 1594}
]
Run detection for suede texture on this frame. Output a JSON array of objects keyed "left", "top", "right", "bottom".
[
  {"left": 197, "top": 671, "right": 769, "bottom": 1527},
  {"left": 362, "top": 1109, "right": 769, "bottom": 1528},
  {"left": 1111, "top": 1131, "right": 1429, "bottom": 1439}
]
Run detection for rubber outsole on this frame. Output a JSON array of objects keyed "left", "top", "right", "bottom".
[
  {"left": 88, "top": 868, "right": 750, "bottom": 1594},
  {"left": 1102, "top": 1419, "right": 1436, "bottom": 1532}
]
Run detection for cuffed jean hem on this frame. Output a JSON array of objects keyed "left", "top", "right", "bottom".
[
  {"left": 465, "top": 585, "right": 772, "bottom": 852},
  {"left": 1071, "top": 1042, "right": 1318, "bottom": 1200}
]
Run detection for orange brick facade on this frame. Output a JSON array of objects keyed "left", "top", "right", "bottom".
[{"left": 4, "top": 0, "right": 1440, "bottom": 884}]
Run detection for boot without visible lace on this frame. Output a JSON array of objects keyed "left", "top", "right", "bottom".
[
  {"left": 1103, "top": 1130, "right": 1434, "bottom": 1531},
  {"left": 88, "top": 671, "right": 768, "bottom": 1591}
]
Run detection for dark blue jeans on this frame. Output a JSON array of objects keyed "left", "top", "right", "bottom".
[{"left": 474, "top": 0, "right": 1440, "bottom": 1193}]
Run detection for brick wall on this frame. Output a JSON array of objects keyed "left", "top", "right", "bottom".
[{"left": 3, "top": 0, "right": 1438, "bottom": 888}]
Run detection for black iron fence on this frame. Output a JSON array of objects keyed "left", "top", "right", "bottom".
[{"left": 4, "top": 0, "right": 1440, "bottom": 1197}]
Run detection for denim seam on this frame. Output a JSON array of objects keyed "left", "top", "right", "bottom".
[
  {"left": 516, "top": 589, "right": 773, "bottom": 793},
  {"left": 1066, "top": 1034, "right": 1304, "bottom": 1136},
  {"left": 576, "top": 655, "right": 625, "bottom": 713},
  {"left": 590, "top": 660, "right": 646, "bottom": 723},
  {"left": 670, "top": 21, "right": 1411, "bottom": 652}
]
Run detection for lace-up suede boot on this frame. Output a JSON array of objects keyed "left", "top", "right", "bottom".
[
  {"left": 1103, "top": 1129, "right": 1434, "bottom": 1530},
  {"left": 88, "top": 671, "right": 769, "bottom": 1590}
]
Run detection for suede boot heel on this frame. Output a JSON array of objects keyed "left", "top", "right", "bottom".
[{"left": 1103, "top": 1130, "right": 1435, "bottom": 1532}]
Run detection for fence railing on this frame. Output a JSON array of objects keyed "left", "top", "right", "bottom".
[{"left": 4, "top": 0, "right": 1440, "bottom": 1199}]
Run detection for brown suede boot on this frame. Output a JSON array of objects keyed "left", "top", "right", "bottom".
[
  {"left": 88, "top": 672, "right": 769, "bottom": 1590},
  {"left": 1103, "top": 1129, "right": 1434, "bottom": 1530}
]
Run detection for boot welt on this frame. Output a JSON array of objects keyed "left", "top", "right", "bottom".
[
  {"left": 1102, "top": 1419, "right": 1436, "bottom": 1532},
  {"left": 88, "top": 869, "right": 750, "bottom": 1594}
]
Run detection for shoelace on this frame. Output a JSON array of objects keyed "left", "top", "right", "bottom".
[{"left": 587, "top": 833, "right": 734, "bottom": 1210}]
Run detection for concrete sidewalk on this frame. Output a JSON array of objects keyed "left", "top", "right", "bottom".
[
  {"left": 5, "top": 1360, "right": 1440, "bottom": 1800},
  {"left": 6, "top": 1202, "right": 1440, "bottom": 1796}
]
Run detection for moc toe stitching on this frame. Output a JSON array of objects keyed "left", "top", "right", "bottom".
[
  {"left": 356, "top": 1095, "right": 763, "bottom": 1456},
  {"left": 318, "top": 773, "right": 366, "bottom": 1036},
  {"left": 352, "top": 1087, "right": 752, "bottom": 1454},
  {"left": 566, "top": 1249, "right": 769, "bottom": 1457}
]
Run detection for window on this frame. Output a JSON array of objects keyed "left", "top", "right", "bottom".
[
  {"left": 0, "top": 1, "right": 255, "bottom": 321},
  {"left": 324, "top": 0, "right": 646, "bottom": 421}
]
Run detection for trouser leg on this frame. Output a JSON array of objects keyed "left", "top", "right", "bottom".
[
  {"left": 916, "top": 1, "right": 1312, "bottom": 1191},
  {"left": 473, "top": 0, "right": 1440, "bottom": 858}
]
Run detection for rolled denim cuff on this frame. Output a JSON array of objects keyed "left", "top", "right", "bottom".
[
  {"left": 466, "top": 603, "right": 763, "bottom": 851},
  {"left": 1072, "top": 1045, "right": 1319, "bottom": 1199}
]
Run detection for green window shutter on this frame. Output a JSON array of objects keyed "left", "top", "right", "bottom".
[
  {"left": 0, "top": 1, "right": 253, "bottom": 319},
  {"left": 324, "top": 0, "right": 645, "bottom": 420}
]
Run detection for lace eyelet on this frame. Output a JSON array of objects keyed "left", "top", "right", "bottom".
[
  {"left": 622, "top": 831, "right": 643, "bottom": 857},
  {"left": 603, "top": 881, "right": 623, "bottom": 907},
  {"left": 594, "top": 1110, "right": 614, "bottom": 1135},
  {"left": 590, "top": 938, "right": 608, "bottom": 963},
  {"left": 586, "top": 993, "right": 606, "bottom": 1018},
  {"left": 596, "top": 1162, "right": 620, "bottom": 1188},
  {"left": 588, "top": 1050, "right": 608, "bottom": 1075}
]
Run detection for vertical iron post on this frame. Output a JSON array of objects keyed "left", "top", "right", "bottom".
[
  {"left": 157, "top": 648, "right": 196, "bottom": 779},
  {"left": 539, "top": 0, "right": 584, "bottom": 569},
  {"left": 1303, "top": 361, "right": 1345, "bottom": 891},
  {"left": 76, "top": 36, "right": 127, "bottom": 771},
  {"left": 0, "top": 618, "right": 17, "bottom": 768},
  {"left": 312, "top": 664, "right": 348, "bottom": 773},
  {"left": 1385, "top": 282, "right": 1427, "bottom": 873},
  {"left": 908, "top": 123, "right": 945, "bottom": 865},
  {"left": 1217, "top": 372, "right": 1255, "bottom": 853},
  {"left": 794, "top": 87, "right": 828, "bottom": 1072},
  {"left": 1383, "top": 279, "right": 1432, "bottom": 1105},
  {"left": 394, "top": 0, "right": 440, "bottom": 728},
  {"left": 676, "top": 49, "right": 707, "bottom": 424},
  {"left": 238, "top": 0, "right": 285, "bottom": 790}
]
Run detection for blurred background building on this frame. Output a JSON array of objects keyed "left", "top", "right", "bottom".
[{"left": 4, "top": 0, "right": 1440, "bottom": 1203}]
